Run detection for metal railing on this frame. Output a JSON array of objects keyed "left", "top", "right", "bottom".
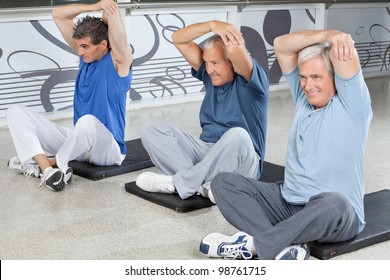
[{"left": 0, "top": 0, "right": 389, "bottom": 14}]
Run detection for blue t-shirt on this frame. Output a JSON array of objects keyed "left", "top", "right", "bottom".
[
  {"left": 281, "top": 67, "right": 372, "bottom": 232},
  {"left": 74, "top": 51, "right": 132, "bottom": 155},
  {"left": 192, "top": 58, "right": 269, "bottom": 170}
]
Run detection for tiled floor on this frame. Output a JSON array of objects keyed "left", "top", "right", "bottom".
[{"left": 0, "top": 75, "right": 389, "bottom": 260}]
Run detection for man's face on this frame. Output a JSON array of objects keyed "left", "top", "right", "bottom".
[
  {"left": 299, "top": 56, "right": 336, "bottom": 109},
  {"left": 75, "top": 37, "right": 107, "bottom": 63},
  {"left": 203, "top": 41, "right": 235, "bottom": 86}
]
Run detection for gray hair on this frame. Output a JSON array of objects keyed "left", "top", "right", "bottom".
[
  {"left": 298, "top": 42, "right": 334, "bottom": 77},
  {"left": 204, "top": 34, "right": 227, "bottom": 58}
]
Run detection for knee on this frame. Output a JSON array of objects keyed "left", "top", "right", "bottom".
[
  {"left": 211, "top": 172, "right": 241, "bottom": 199},
  {"left": 139, "top": 119, "right": 161, "bottom": 139},
  {"left": 6, "top": 104, "right": 31, "bottom": 128},
  {"left": 6, "top": 104, "right": 24, "bottom": 120},
  {"left": 74, "top": 114, "right": 99, "bottom": 135},
  {"left": 222, "top": 127, "right": 252, "bottom": 149},
  {"left": 311, "top": 192, "right": 354, "bottom": 218}
]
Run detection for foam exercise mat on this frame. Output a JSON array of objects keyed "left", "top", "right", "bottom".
[
  {"left": 69, "top": 138, "right": 154, "bottom": 180},
  {"left": 309, "top": 189, "right": 390, "bottom": 259},
  {"left": 125, "top": 161, "right": 286, "bottom": 212},
  {"left": 259, "top": 161, "right": 285, "bottom": 182},
  {"left": 125, "top": 181, "right": 215, "bottom": 213}
]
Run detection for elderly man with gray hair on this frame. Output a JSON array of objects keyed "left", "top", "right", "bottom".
[{"left": 136, "top": 20, "right": 269, "bottom": 200}]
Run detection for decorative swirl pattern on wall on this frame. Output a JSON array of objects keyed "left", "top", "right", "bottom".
[
  {"left": 1, "top": 6, "right": 389, "bottom": 117},
  {"left": 356, "top": 21, "right": 390, "bottom": 71}
]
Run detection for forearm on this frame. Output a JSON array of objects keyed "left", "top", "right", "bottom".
[
  {"left": 105, "top": 10, "right": 129, "bottom": 54},
  {"left": 274, "top": 30, "right": 327, "bottom": 56},
  {"left": 52, "top": 3, "right": 98, "bottom": 21},
  {"left": 172, "top": 21, "right": 212, "bottom": 45}
]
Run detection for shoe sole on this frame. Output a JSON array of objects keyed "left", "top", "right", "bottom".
[{"left": 45, "top": 170, "right": 65, "bottom": 192}]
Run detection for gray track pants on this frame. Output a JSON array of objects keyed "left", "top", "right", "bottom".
[
  {"left": 140, "top": 119, "right": 260, "bottom": 199},
  {"left": 212, "top": 172, "right": 360, "bottom": 259}
]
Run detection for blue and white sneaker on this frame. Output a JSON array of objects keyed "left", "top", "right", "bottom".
[
  {"left": 200, "top": 232, "right": 253, "bottom": 260},
  {"left": 275, "top": 243, "right": 310, "bottom": 260}
]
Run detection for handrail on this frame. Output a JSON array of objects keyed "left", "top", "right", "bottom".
[{"left": 0, "top": 0, "right": 388, "bottom": 14}]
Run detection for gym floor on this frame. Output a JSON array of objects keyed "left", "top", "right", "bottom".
[{"left": 0, "top": 75, "right": 389, "bottom": 260}]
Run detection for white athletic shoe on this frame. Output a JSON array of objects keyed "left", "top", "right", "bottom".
[
  {"left": 198, "top": 182, "right": 216, "bottom": 203},
  {"left": 136, "top": 172, "right": 175, "bottom": 194},
  {"left": 8, "top": 155, "right": 40, "bottom": 178},
  {"left": 63, "top": 167, "right": 73, "bottom": 185},
  {"left": 39, "top": 167, "right": 65, "bottom": 192},
  {"left": 199, "top": 231, "right": 253, "bottom": 260},
  {"left": 275, "top": 244, "right": 310, "bottom": 260}
]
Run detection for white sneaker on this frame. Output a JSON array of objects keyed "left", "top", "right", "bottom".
[
  {"left": 136, "top": 172, "right": 175, "bottom": 194},
  {"left": 198, "top": 182, "right": 216, "bottom": 203},
  {"left": 63, "top": 167, "right": 73, "bottom": 185},
  {"left": 8, "top": 155, "right": 40, "bottom": 178},
  {"left": 39, "top": 167, "right": 65, "bottom": 192},
  {"left": 199, "top": 232, "right": 253, "bottom": 260},
  {"left": 275, "top": 244, "right": 310, "bottom": 260}
]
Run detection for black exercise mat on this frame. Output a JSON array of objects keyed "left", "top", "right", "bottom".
[
  {"left": 124, "top": 161, "right": 285, "bottom": 212},
  {"left": 259, "top": 161, "right": 285, "bottom": 182},
  {"left": 124, "top": 181, "right": 215, "bottom": 213},
  {"left": 69, "top": 138, "right": 154, "bottom": 180},
  {"left": 309, "top": 189, "right": 390, "bottom": 259}
]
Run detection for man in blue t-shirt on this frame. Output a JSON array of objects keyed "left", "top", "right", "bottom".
[
  {"left": 136, "top": 20, "right": 269, "bottom": 200},
  {"left": 199, "top": 30, "right": 372, "bottom": 260},
  {"left": 7, "top": 0, "right": 132, "bottom": 191}
]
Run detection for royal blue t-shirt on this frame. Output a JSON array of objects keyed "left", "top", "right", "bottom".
[
  {"left": 74, "top": 51, "right": 132, "bottom": 155},
  {"left": 192, "top": 58, "right": 269, "bottom": 166}
]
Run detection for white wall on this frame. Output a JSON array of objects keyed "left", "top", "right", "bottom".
[{"left": 0, "top": 2, "right": 389, "bottom": 126}]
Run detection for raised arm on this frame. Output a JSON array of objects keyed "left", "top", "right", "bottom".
[
  {"left": 172, "top": 20, "right": 253, "bottom": 80},
  {"left": 52, "top": 0, "right": 132, "bottom": 76},
  {"left": 52, "top": 2, "right": 99, "bottom": 52},
  {"left": 101, "top": 1, "right": 132, "bottom": 77},
  {"left": 274, "top": 30, "right": 360, "bottom": 79}
]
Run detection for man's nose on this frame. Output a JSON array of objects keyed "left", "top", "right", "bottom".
[
  {"left": 304, "top": 77, "right": 314, "bottom": 89},
  {"left": 206, "top": 64, "right": 214, "bottom": 74}
]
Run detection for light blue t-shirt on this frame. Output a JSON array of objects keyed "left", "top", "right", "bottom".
[
  {"left": 74, "top": 51, "right": 132, "bottom": 155},
  {"left": 281, "top": 67, "right": 372, "bottom": 232},
  {"left": 192, "top": 58, "right": 269, "bottom": 172}
]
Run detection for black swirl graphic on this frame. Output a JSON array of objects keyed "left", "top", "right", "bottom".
[
  {"left": 305, "top": 9, "right": 316, "bottom": 24},
  {"left": 30, "top": 20, "right": 76, "bottom": 55},
  {"left": 149, "top": 66, "right": 187, "bottom": 97},
  {"left": 156, "top": 14, "right": 185, "bottom": 44},
  {"left": 7, "top": 49, "right": 77, "bottom": 112},
  {"left": 366, "top": 24, "right": 390, "bottom": 71}
]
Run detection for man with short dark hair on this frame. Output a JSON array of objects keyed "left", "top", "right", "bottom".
[{"left": 7, "top": 0, "right": 132, "bottom": 191}]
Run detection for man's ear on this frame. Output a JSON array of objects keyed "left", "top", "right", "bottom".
[{"left": 99, "top": 40, "right": 108, "bottom": 50}]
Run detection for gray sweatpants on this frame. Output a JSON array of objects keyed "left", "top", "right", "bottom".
[
  {"left": 212, "top": 172, "right": 360, "bottom": 260},
  {"left": 139, "top": 119, "right": 260, "bottom": 199}
]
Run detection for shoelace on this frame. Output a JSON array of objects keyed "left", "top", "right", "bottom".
[
  {"left": 38, "top": 174, "right": 46, "bottom": 188},
  {"left": 221, "top": 244, "right": 253, "bottom": 260},
  {"left": 286, "top": 248, "right": 298, "bottom": 259},
  {"left": 151, "top": 179, "right": 175, "bottom": 192}
]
